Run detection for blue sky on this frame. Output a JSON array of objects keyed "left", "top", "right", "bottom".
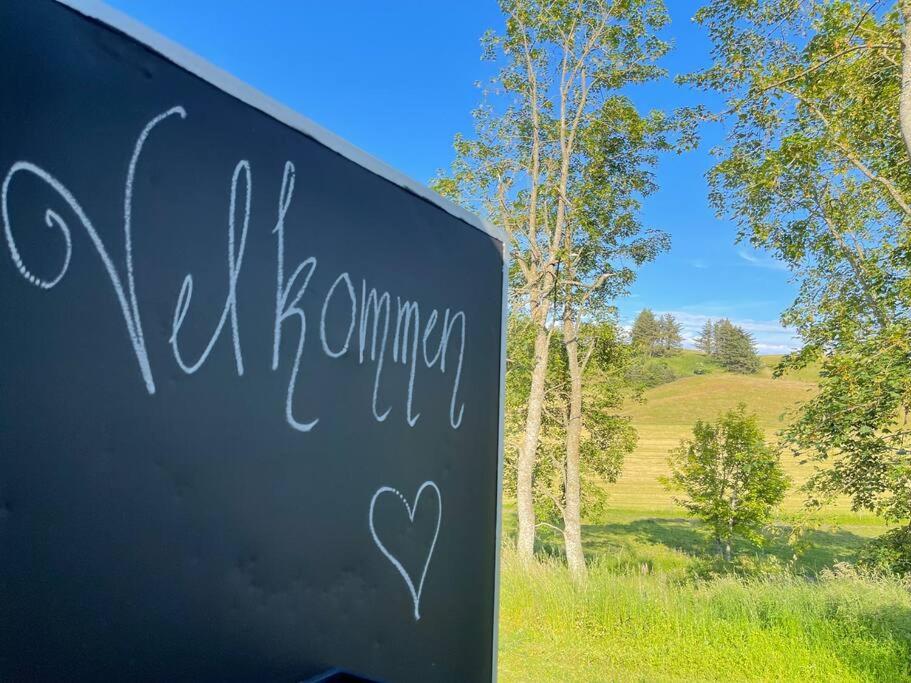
[{"left": 106, "top": 0, "right": 800, "bottom": 353}]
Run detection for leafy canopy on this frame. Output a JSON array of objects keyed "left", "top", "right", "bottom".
[
  {"left": 664, "top": 404, "right": 789, "bottom": 559},
  {"left": 686, "top": 0, "right": 911, "bottom": 523},
  {"left": 504, "top": 314, "right": 638, "bottom": 525}
]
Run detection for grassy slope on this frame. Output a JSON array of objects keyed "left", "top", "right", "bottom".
[
  {"left": 612, "top": 351, "right": 870, "bottom": 517},
  {"left": 591, "top": 350, "right": 884, "bottom": 577}
]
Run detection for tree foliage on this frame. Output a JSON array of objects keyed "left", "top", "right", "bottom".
[
  {"left": 436, "top": 0, "right": 692, "bottom": 572},
  {"left": 714, "top": 319, "right": 762, "bottom": 374},
  {"left": 632, "top": 309, "right": 682, "bottom": 356},
  {"left": 625, "top": 358, "right": 677, "bottom": 389},
  {"left": 686, "top": 0, "right": 911, "bottom": 529},
  {"left": 664, "top": 405, "right": 789, "bottom": 561},
  {"left": 502, "top": 315, "right": 638, "bottom": 524},
  {"left": 631, "top": 308, "right": 661, "bottom": 354},
  {"left": 696, "top": 318, "right": 761, "bottom": 373},
  {"left": 534, "top": 321, "right": 638, "bottom": 524},
  {"left": 658, "top": 313, "right": 683, "bottom": 355}
]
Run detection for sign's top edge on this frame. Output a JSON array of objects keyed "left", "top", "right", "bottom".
[{"left": 53, "top": 0, "right": 506, "bottom": 247}]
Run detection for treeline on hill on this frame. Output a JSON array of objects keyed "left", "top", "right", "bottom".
[
  {"left": 629, "top": 309, "right": 682, "bottom": 356},
  {"left": 695, "top": 318, "right": 761, "bottom": 374},
  {"left": 627, "top": 310, "right": 761, "bottom": 389}
]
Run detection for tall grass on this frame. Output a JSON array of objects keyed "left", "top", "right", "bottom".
[{"left": 498, "top": 549, "right": 911, "bottom": 682}]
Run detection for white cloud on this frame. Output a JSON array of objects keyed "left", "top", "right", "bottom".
[
  {"left": 755, "top": 342, "right": 797, "bottom": 354},
  {"left": 737, "top": 249, "right": 788, "bottom": 271}
]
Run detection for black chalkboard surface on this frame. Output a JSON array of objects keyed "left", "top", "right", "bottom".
[{"left": 0, "top": 1, "right": 505, "bottom": 681}]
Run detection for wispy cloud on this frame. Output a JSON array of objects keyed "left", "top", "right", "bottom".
[
  {"left": 676, "top": 300, "right": 777, "bottom": 317},
  {"left": 737, "top": 249, "right": 788, "bottom": 271},
  {"left": 755, "top": 342, "right": 797, "bottom": 354},
  {"left": 689, "top": 259, "right": 709, "bottom": 269}
]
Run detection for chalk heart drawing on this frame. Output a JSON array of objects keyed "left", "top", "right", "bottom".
[{"left": 369, "top": 481, "right": 442, "bottom": 621}]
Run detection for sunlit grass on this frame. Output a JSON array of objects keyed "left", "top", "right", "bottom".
[
  {"left": 498, "top": 549, "right": 911, "bottom": 682},
  {"left": 498, "top": 353, "right": 905, "bottom": 680},
  {"left": 614, "top": 354, "right": 849, "bottom": 514}
]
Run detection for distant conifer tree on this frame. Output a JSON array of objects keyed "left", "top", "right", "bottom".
[
  {"left": 695, "top": 319, "right": 714, "bottom": 355},
  {"left": 631, "top": 309, "right": 661, "bottom": 356},
  {"left": 715, "top": 320, "right": 761, "bottom": 373},
  {"left": 658, "top": 313, "right": 683, "bottom": 355}
]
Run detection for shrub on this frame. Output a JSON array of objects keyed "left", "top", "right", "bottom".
[
  {"left": 663, "top": 404, "right": 789, "bottom": 561},
  {"left": 626, "top": 360, "right": 677, "bottom": 389},
  {"left": 857, "top": 527, "right": 911, "bottom": 577}
]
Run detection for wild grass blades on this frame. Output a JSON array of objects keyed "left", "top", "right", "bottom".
[{"left": 498, "top": 548, "right": 911, "bottom": 682}]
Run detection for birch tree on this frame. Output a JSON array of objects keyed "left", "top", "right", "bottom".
[
  {"left": 534, "top": 321, "right": 637, "bottom": 576},
  {"left": 436, "top": 0, "right": 685, "bottom": 565}
]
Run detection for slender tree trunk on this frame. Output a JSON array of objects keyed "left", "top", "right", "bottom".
[
  {"left": 726, "top": 492, "right": 737, "bottom": 563},
  {"left": 900, "top": 0, "right": 911, "bottom": 160},
  {"left": 516, "top": 297, "right": 551, "bottom": 562},
  {"left": 514, "top": 28, "right": 547, "bottom": 565},
  {"left": 561, "top": 310, "right": 587, "bottom": 579}
]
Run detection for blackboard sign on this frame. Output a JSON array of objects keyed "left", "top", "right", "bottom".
[{"left": 0, "top": 1, "right": 506, "bottom": 681}]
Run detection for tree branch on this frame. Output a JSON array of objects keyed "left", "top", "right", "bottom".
[{"left": 780, "top": 87, "right": 911, "bottom": 217}]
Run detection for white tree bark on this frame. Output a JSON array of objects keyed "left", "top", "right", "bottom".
[
  {"left": 900, "top": 0, "right": 911, "bottom": 160},
  {"left": 516, "top": 299, "right": 551, "bottom": 561},
  {"left": 514, "top": 27, "right": 548, "bottom": 563},
  {"left": 561, "top": 310, "right": 587, "bottom": 579}
]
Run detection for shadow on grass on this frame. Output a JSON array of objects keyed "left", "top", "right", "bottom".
[{"left": 510, "top": 516, "right": 873, "bottom": 574}]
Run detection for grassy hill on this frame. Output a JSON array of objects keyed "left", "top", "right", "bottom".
[
  {"left": 501, "top": 350, "right": 885, "bottom": 575},
  {"left": 611, "top": 350, "right": 834, "bottom": 514},
  {"left": 498, "top": 351, "right": 904, "bottom": 682}
]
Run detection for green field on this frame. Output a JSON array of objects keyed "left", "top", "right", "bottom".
[
  {"left": 498, "top": 352, "right": 905, "bottom": 681},
  {"left": 613, "top": 351, "right": 873, "bottom": 519},
  {"left": 499, "top": 551, "right": 911, "bottom": 682}
]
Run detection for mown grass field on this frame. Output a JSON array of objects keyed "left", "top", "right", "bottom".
[
  {"left": 612, "top": 351, "right": 879, "bottom": 522},
  {"left": 498, "top": 351, "right": 906, "bottom": 681}
]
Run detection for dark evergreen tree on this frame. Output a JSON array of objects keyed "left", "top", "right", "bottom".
[
  {"left": 658, "top": 313, "right": 683, "bottom": 355},
  {"left": 716, "top": 324, "right": 761, "bottom": 374},
  {"left": 712, "top": 320, "right": 729, "bottom": 357},
  {"left": 695, "top": 319, "right": 714, "bottom": 356},
  {"left": 631, "top": 309, "right": 661, "bottom": 356}
]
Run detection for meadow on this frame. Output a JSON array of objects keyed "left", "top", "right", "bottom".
[
  {"left": 498, "top": 551, "right": 911, "bottom": 682},
  {"left": 498, "top": 352, "right": 908, "bottom": 681}
]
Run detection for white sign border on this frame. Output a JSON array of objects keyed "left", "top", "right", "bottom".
[{"left": 54, "top": 0, "right": 506, "bottom": 246}]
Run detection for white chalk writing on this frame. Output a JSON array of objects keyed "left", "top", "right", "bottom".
[
  {"left": 2, "top": 108, "right": 468, "bottom": 433},
  {"left": 369, "top": 481, "right": 442, "bottom": 620}
]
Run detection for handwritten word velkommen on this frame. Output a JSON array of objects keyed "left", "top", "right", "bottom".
[{"left": 1, "top": 107, "right": 467, "bottom": 433}]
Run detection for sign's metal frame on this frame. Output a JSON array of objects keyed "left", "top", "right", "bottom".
[{"left": 52, "top": 1, "right": 509, "bottom": 679}]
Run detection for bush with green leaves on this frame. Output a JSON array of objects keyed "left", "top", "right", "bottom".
[
  {"left": 625, "top": 359, "right": 677, "bottom": 390},
  {"left": 857, "top": 527, "right": 911, "bottom": 577},
  {"left": 663, "top": 404, "right": 789, "bottom": 561}
]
